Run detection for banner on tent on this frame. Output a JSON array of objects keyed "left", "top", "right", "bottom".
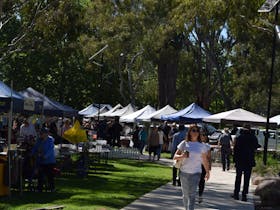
[{"left": 24, "top": 98, "right": 35, "bottom": 111}]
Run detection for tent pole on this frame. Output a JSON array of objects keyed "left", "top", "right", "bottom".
[{"left": 7, "top": 80, "right": 13, "bottom": 197}]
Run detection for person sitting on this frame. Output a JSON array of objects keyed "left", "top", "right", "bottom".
[{"left": 32, "top": 127, "right": 56, "bottom": 192}]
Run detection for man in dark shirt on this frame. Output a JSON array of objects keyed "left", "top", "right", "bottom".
[
  {"left": 111, "top": 117, "right": 123, "bottom": 147},
  {"left": 171, "top": 124, "right": 186, "bottom": 186},
  {"left": 232, "top": 125, "right": 259, "bottom": 201},
  {"left": 218, "top": 128, "right": 233, "bottom": 171}
]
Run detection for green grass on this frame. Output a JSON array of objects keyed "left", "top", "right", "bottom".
[
  {"left": 159, "top": 152, "right": 172, "bottom": 159},
  {"left": 0, "top": 159, "right": 171, "bottom": 210},
  {"left": 253, "top": 152, "right": 280, "bottom": 176}
]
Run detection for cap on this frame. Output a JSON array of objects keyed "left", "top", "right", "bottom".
[{"left": 40, "top": 127, "right": 49, "bottom": 134}]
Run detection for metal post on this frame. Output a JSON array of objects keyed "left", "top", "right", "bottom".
[
  {"left": 8, "top": 81, "right": 13, "bottom": 197},
  {"left": 263, "top": 4, "right": 279, "bottom": 165},
  {"left": 97, "top": 54, "right": 103, "bottom": 123}
]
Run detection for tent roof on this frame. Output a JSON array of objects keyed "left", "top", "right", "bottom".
[
  {"left": 140, "top": 105, "right": 177, "bottom": 122},
  {"left": 100, "top": 104, "right": 123, "bottom": 117},
  {"left": 0, "top": 81, "right": 24, "bottom": 113},
  {"left": 161, "top": 103, "right": 211, "bottom": 123},
  {"left": 106, "top": 103, "right": 136, "bottom": 117},
  {"left": 120, "top": 105, "right": 155, "bottom": 123},
  {"left": 270, "top": 115, "right": 280, "bottom": 125},
  {"left": 85, "top": 106, "right": 112, "bottom": 117},
  {"left": 78, "top": 103, "right": 112, "bottom": 116},
  {"left": 136, "top": 106, "right": 157, "bottom": 122},
  {"left": 203, "top": 108, "right": 277, "bottom": 126},
  {"left": 78, "top": 104, "right": 98, "bottom": 116},
  {"left": 0, "top": 81, "right": 23, "bottom": 100},
  {"left": 20, "top": 87, "right": 77, "bottom": 116}
]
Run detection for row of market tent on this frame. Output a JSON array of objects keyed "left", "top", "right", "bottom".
[
  {"left": 79, "top": 102, "right": 280, "bottom": 126},
  {"left": 1, "top": 80, "right": 279, "bottom": 126},
  {"left": 0, "top": 81, "right": 77, "bottom": 116}
]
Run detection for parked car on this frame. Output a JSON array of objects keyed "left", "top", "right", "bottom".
[{"left": 208, "top": 130, "right": 222, "bottom": 145}]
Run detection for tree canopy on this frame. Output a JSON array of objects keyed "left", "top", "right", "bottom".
[{"left": 0, "top": 0, "right": 279, "bottom": 116}]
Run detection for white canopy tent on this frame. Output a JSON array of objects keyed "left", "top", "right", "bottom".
[
  {"left": 100, "top": 104, "right": 123, "bottom": 117},
  {"left": 106, "top": 103, "right": 136, "bottom": 117},
  {"left": 270, "top": 115, "right": 280, "bottom": 125},
  {"left": 78, "top": 104, "right": 112, "bottom": 116},
  {"left": 139, "top": 105, "right": 177, "bottom": 122},
  {"left": 120, "top": 105, "right": 156, "bottom": 123},
  {"left": 203, "top": 108, "right": 277, "bottom": 126},
  {"left": 85, "top": 106, "right": 111, "bottom": 117}
]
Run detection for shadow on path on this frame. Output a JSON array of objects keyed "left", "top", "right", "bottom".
[{"left": 122, "top": 165, "right": 255, "bottom": 210}]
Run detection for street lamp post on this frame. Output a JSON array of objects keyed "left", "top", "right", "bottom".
[
  {"left": 97, "top": 54, "right": 103, "bottom": 122},
  {"left": 258, "top": 0, "right": 280, "bottom": 165},
  {"left": 89, "top": 45, "right": 108, "bottom": 122}
]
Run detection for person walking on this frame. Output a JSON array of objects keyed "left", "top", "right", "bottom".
[
  {"left": 232, "top": 124, "right": 260, "bottom": 201},
  {"left": 111, "top": 117, "right": 123, "bottom": 147},
  {"left": 147, "top": 125, "right": 159, "bottom": 161},
  {"left": 168, "top": 123, "right": 178, "bottom": 152},
  {"left": 138, "top": 125, "right": 147, "bottom": 154},
  {"left": 171, "top": 124, "right": 186, "bottom": 186},
  {"left": 157, "top": 126, "right": 166, "bottom": 160},
  {"left": 173, "top": 124, "right": 210, "bottom": 210},
  {"left": 132, "top": 126, "right": 140, "bottom": 149},
  {"left": 218, "top": 128, "right": 232, "bottom": 171},
  {"left": 198, "top": 129, "right": 211, "bottom": 203}
]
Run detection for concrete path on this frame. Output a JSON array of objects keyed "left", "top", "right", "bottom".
[{"left": 122, "top": 157, "right": 256, "bottom": 210}]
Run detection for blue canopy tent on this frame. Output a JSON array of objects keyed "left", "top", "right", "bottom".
[
  {"left": 0, "top": 81, "right": 24, "bottom": 113},
  {"left": 19, "top": 87, "right": 77, "bottom": 116},
  {"left": 161, "top": 103, "right": 211, "bottom": 123}
]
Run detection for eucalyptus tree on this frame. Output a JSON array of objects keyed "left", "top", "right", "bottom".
[
  {"left": 229, "top": 1, "right": 280, "bottom": 115},
  {"left": 0, "top": 0, "right": 89, "bottom": 108},
  {"left": 83, "top": 0, "right": 149, "bottom": 106}
]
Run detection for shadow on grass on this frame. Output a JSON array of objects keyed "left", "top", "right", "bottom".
[
  {"left": 0, "top": 159, "right": 171, "bottom": 209},
  {"left": 0, "top": 191, "right": 73, "bottom": 207}
]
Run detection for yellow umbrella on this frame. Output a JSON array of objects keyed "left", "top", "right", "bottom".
[{"left": 63, "top": 120, "right": 88, "bottom": 144}]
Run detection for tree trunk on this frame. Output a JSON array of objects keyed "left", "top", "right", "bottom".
[{"left": 157, "top": 47, "right": 179, "bottom": 108}]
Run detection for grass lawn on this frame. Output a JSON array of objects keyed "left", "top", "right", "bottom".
[
  {"left": 0, "top": 159, "right": 171, "bottom": 210},
  {"left": 159, "top": 152, "right": 172, "bottom": 159}
]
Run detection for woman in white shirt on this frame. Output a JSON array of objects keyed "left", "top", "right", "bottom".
[{"left": 173, "top": 124, "right": 210, "bottom": 210}]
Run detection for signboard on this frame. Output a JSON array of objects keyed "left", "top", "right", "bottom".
[
  {"left": 24, "top": 98, "right": 35, "bottom": 111},
  {"left": 258, "top": 0, "right": 280, "bottom": 12}
]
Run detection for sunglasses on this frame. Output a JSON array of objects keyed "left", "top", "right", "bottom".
[
  {"left": 190, "top": 129, "right": 200, "bottom": 133},
  {"left": 200, "top": 133, "right": 207, "bottom": 137}
]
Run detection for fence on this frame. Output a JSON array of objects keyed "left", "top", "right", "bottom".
[{"left": 108, "top": 147, "right": 140, "bottom": 160}]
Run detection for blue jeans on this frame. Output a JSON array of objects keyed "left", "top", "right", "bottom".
[
  {"left": 157, "top": 144, "right": 163, "bottom": 159},
  {"left": 180, "top": 171, "right": 201, "bottom": 210}
]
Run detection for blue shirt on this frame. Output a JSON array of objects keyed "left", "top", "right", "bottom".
[
  {"left": 32, "top": 136, "right": 56, "bottom": 164},
  {"left": 171, "top": 129, "right": 187, "bottom": 157},
  {"left": 138, "top": 129, "right": 148, "bottom": 143}
]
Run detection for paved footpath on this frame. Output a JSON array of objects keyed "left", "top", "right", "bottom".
[{"left": 121, "top": 157, "right": 256, "bottom": 210}]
